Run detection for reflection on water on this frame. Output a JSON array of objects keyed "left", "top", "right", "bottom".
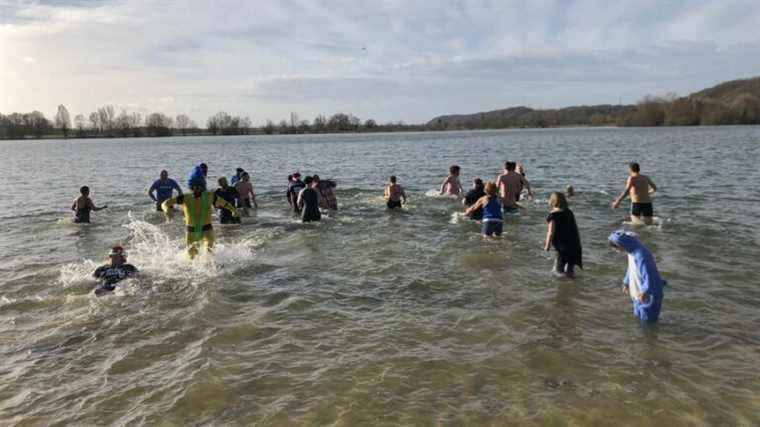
[{"left": 1, "top": 127, "right": 759, "bottom": 424}]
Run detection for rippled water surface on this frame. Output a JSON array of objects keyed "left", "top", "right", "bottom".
[{"left": 1, "top": 127, "right": 759, "bottom": 425}]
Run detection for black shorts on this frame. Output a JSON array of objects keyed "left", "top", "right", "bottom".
[
  {"left": 155, "top": 201, "right": 164, "bottom": 211},
  {"left": 238, "top": 199, "right": 252, "bottom": 208},
  {"left": 631, "top": 203, "right": 653, "bottom": 217},
  {"left": 387, "top": 200, "right": 402, "bottom": 209}
]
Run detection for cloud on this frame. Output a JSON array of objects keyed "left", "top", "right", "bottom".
[{"left": 1, "top": 0, "right": 759, "bottom": 124}]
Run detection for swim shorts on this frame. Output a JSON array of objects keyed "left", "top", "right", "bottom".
[
  {"left": 238, "top": 198, "right": 252, "bottom": 208},
  {"left": 387, "top": 200, "right": 402, "bottom": 209},
  {"left": 631, "top": 202, "right": 653, "bottom": 217},
  {"left": 482, "top": 220, "right": 503, "bottom": 236}
]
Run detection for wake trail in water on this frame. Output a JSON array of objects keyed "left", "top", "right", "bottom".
[{"left": 56, "top": 214, "right": 259, "bottom": 295}]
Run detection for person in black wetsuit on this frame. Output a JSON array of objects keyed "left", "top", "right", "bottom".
[
  {"left": 544, "top": 192, "right": 583, "bottom": 278},
  {"left": 297, "top": 176, "right": 321, "bottom": 222},
  {"left": 71, "top": 186, "right": 107, "bottom": 223},
  {"left": 213, "top": 177, "right": 241, "bottom": 224},
  {"left": 463, "top": 178, "right": 486, "bottom": 220},
  {"left": 92, "top": 246, "right": 138, "bottom": 295}
]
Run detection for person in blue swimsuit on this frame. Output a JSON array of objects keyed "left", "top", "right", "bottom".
[
  {"left": 148, "top": 170, "right": 183, "bottom": 211},
  {"left": 464, "top": 181, "right": 503, "bottom": 237}
]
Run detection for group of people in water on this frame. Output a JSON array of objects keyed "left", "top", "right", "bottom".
[{"left": 74, "top": 159, "right": 666, "bottom": 324}]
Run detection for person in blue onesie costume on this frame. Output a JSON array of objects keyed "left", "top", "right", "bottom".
[{"left": 608, "top": 230, "right": 666, "bottom": 323}]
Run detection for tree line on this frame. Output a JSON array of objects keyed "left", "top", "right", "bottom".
[
  {"left": 0, "top": 106, "right": 420, "bottom": 140},
  {"left": 617, "top": 93, "right": 760, "bottom": 126}
]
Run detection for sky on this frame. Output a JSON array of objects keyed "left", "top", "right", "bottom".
[{"left": 1, "top": 0, "right": 760, "bottom": 125}]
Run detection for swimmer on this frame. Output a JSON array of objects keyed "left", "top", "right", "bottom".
[
  {"left": 162, "top": 166, "right": 239, "bottom": 259},
  {"left": 544, "top": 192, "right": 582, "bottom": 278},
  {"left": 440, "top": 165, "right": 463, "bottom": 196},
  {"left": 496, "top": 161, "right": 533, "bottom": 214},
  {"left": 234, "top": 172, "right": 258, "bottom": 216},
  {"left": 214, "top": 177, "right": 240, "bottom": 224},
  {"left": 463, "top": 178, "right": 486, "bottom": 220},
  {"left": 148, "top": 170, "right": 182, "bottom": 211},
  {"left": 464, "top": 181, "right": 503, "bottom": 237},
  {"left": 313, "top": 175, "right": 338, "bottom": 211},
  {"left": 71, "top": 186, "right": 107, "bottom": 223},
  {"left": 297, "top": 176, "right": 321, "bottom": 222},
  {"left": 92, "top": 246, "right": 138, "bottom": 295},
  {"left": 608, "top": 230, "right": 666, "bottom": 323},
  {"left": 565, "top": 185, "right": 575, "bottom": 198},
  {"left": 384, "top": 175, "right": 408, "bottom": 209},
  {"left": 612, "top": 162, "right": 658, "bottom": 225},
  {"left": 287, "top": 172, "right": 306, "bottom": 213}
]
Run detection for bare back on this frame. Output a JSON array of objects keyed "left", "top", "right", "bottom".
[
  {"left": 628, "top": 174, "right": 654, "bottom": 203},
  {"left": 497, "top": 172, "right": 523, "bottom": 207}
]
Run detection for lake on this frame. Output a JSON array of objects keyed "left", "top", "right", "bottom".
[{"left": 1, "top": 127, "right": 759, "bottom": 425}]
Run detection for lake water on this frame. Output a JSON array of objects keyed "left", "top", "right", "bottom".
[{"left": 1, "top": 127, "right": 759, "bottom": 425}]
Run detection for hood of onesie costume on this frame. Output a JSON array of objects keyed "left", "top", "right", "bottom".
[
  {"left": 608, "top": 230, "right": 642, "bottom": 253},
  {"left": 187, "top": 165, "right": 207, "bottom": 190}
]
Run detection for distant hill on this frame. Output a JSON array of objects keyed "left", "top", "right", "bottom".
[
  {"left": 428, "top": 76, "right": 760, "bottom": 129},
  {"left": 690, "top": 76, "right": 760, "bottom": 102},
  {"left": 427, "top": 104, "right": 634, "bottom": 130}
]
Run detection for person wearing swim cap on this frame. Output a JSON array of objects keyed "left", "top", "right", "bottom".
[
  {"left": 162, "top": 166, "right": 239, "bottom": 258},
  {"left": 608, "top": 230, "right": 667, "bottom": 323},
  {"left": 71, "top": 186, "right": 107, "bottom": 223},
  {"left": 148, "top": 170, "right": 182, "bottom": 211},
  {"left": 92, "top": 246, "right": 138, "bottom": 295}
]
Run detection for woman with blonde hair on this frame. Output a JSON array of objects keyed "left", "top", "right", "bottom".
[{"left": 544, "top": 192, "right": 582, "bottom": 278}]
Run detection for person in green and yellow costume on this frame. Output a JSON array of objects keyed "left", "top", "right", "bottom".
[{"left": 162, "top": 165, "right": 239, "bottom": 259}]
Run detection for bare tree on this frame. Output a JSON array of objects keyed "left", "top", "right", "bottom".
[
  {"left": 74, "top": 114, "right": 86, "bottom": 137},
  {"left": 54, "top": 105, "right": 71, "bottom": 138},
  {"left": 175, "top": 114, "right": 190, "bottom": 136},
  {"left": 89, "top": 112, "right": 100, "bottom": 134}
]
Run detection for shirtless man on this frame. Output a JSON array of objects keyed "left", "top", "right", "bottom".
[
  {"left": 496, "top": 161, "right": 533, "bottom": 214},
  {"left": 612, "top": 162, "right": 658, "bottom": 225},
  {"left": 439, "top": 165, "right": 463, "bottom": 196},
  {"left": 384, "top": 175, "right": 408, "bottom": 209}
]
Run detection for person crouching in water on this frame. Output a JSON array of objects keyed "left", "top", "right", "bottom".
[
  {"left": 464, "top": 181, "right": 503, "bottom": 237},
  {"left": 544, "top": 192, "right": 582, "bottom": 278},
  {"left": 235, "top": 172, "right": 258, "bottom": 216},
  {"left": 463, "top": 178, "right": 486, "bottom": 221},
  {"left": 214, "top": 177, "right": 240, "bottom": 224},
  {"left": 93, "top": 246, "right": 138, "bottom": 295},
  {"left": 608, "top": 230, "right": 667, "bottom": 323},
  {"left": 297, "top": 176, "right": 321, "bottom": 222},
  {"left": 384, "top": 175, "right": 408, "bottom": 209},
  {"left": 71, "top": 186, "right": 107, "bottom": 223},
  {"left": 162, "top": 167, "right": 239, "bottom": 259}
]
